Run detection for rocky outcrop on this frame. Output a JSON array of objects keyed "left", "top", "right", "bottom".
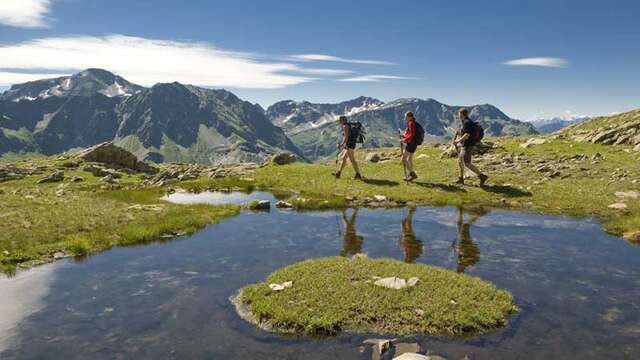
[
  {"left": 75, "top": 141, "right": 157, "bottom": 174},
  {"left": 269, "top": 152, "right": 297, "bottom": 165},
  {"left": 562, "top": 109, "right": 640, "bottom": 148}
]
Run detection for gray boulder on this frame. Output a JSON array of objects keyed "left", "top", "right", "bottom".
[
  {"left": 37, "top": 170, "right": 64, "bottom": 184},
  {"left": 75, "top": 141, "right": 157, "bottom": 174},
  {"left": 270, "top": 152, "right": 297, "bottom": 165}
]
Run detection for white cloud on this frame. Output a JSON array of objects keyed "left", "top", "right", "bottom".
[
  {"left": 289, "top": 54, "right": 395, "bottom": 65},
  {"left": 0, "top": 0, "right": 52, "bottom": 28},
  {"left": 503, "top": 57, "right": 568, "bottom": 68},
  {"left": 339, "top": 75, "right": 419, "bottom": 82},
  {"left": 0, "top": 35, "right": 326, "bottom": 89},
  {"left": 294, "top": 68, "right": 354, "bottom": 76},
  {"left": 0, "top": 72, "right": 68, "bottom": 86}
]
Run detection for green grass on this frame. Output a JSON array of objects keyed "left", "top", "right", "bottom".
[
  {"left": 239, "top": 256, "right": 517, "bottom": 336},
  {"left": 243, "top": 138, "right": 640, "bottom": 238},
  {"left": 0, "top": 165, "right": 239, "bottom": 273}
]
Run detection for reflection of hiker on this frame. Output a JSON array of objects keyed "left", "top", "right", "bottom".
[
  {"left": 333, "top": 115, "right": 363, "bottom": 180},
  {"left": 452, "top": 207, "right": 485, "bottom": 273},
  {"left": 340, "top": 209, "right": 364, "bottom": 257},
  {"left": 399, "top": 112, "right": 425, "bottom": 182},
  {"left": 399, "top": 207, "right": 423, "bottom": 263},
  {"left": 452, "top": 108, "right": 488, "bottom": 186}
]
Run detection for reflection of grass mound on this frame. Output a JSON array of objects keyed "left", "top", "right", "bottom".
[{"left": 238, "top": 257, "right": 517, "bottom": 336}]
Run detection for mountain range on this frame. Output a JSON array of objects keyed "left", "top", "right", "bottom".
[
  {"left": 528, "top": 116, "right": 590, "bottom": 134},
  {"left": 267, "top": 97, "right": 537, "bottom": 160},
  {"left": 1, "top": 69, "right": 537, "bottom": 163}
]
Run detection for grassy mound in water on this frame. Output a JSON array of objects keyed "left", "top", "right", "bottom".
[{"left": 238, "top": 256, "right": 518, "bottom": 336}]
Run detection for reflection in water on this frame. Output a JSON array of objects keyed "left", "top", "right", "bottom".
[
  {"left": 340, "top": 209, "right": 364, "bottom": 257},
  {"left": 453, "top": 207, "right": 487, "bottom": 273},
  {"left": 399, "top": 207, "right": 423, "bottom": 263}
]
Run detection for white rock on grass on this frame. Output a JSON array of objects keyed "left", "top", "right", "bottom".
[
  {"left": 374, "top": 195, "right": 387, "bottom": 202},
  {"left": 407, "top": 277, "right": 419, "bottom": 287},
  {"left": 520, "top": 138, "right": 547, "bottom": 148},
  {"left": 269, "top": 281, "right": 293, "bottom": 291},
  {"left": 608, "top": 203, "right": 628, "bottom": 210},
  {"left": 615, "top": 191, "right": 639, "bottom": 199},
  {"left": 374, "top": 277, "right": 406, "bottom": 290}
]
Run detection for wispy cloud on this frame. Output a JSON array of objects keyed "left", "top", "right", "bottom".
[
  {"left": 0, "top": 35, "right": 338, "bottom": 89},
  {"left": 339, "top": 75, "right": 419, "bottom": 82},
  {"left": 503, "top": 57, "right": 568, "bottom": 68},
  {"left": 0, "top": 0, "right": 52, "bottom": 28},
  {"left": 289, "top": 54, "right": 395, "bottom": 65}
]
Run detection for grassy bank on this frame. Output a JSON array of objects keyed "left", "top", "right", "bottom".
[
  {"left": 238, "top": 256, "right": 517, "bottom": 336},
  {"left": 244, "top": 138, "right": 640, "bottom": 239},
  {"left": 0, "top": 165, "right": 239, "bottom": 274}
]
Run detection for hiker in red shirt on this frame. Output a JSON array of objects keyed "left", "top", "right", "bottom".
[{"left": 399, "top": 112, "right": 422, "bottom": 181}]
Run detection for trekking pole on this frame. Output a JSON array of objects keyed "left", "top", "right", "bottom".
[{"left": 398, "top": 129, "right": 408, "bottom": 181}]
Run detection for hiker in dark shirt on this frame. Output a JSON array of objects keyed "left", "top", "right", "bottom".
[
  {"left": 453, "top": 108, "right": 488, "bottom": 186},
  {"left": 333, "top": 115, "right": 362, "bottom": 180},
  {"left": 452, "top": 206, "right": 486, "bottom": 273},
  {"left": 398, "top": 207, "right": 423, "bottom": 263},
  {"left": 399, "top": 111, "right": 419, "bottom": 181},
  {"left": 340, "top": 209, "right": 364, "bottom": 257}
]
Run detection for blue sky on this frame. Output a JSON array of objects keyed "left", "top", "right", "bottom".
[{"left": 0, "top": 0, "right": 638, "bottom": 120}]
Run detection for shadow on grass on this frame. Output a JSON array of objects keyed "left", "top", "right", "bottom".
[
  {"left": 413, "top": 181, "right": 467, "bottom": 193},
  {"left": 481, "top": 184, "right": 532, "bottom": 198},
  {"left": 363, "top": 178, "right": 400, "bottom": 187}
]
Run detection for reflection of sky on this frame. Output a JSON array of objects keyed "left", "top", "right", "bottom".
[
  {"left": 0, "top": 264, "right": 59, "bottom": 352},
  {"left": 161, "top": 191, "right": 277, "bottom": 205}
]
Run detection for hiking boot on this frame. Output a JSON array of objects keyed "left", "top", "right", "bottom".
[
  {"left": 455, "top": 177, "right": 465, "bottom": 185},
  {"left": 406, "top": 171, "right": 418, "bottom": 182},
  {"left": 354, "top": 173, "right": 363, "bottom": 180},
  {"left": 333, "top": 170, "right": 341, "bottom": 179},
  {"left": 479, "top": 174, "right": 489, "bottom": 186}
]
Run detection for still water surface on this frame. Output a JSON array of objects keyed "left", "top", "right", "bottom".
[{"left": 1, "top": 194, "right": 639, "bottom": 359}]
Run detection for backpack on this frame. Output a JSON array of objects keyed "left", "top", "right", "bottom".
[
  {"left": 413, "top": 121, "right": 425, "bottom": 145},
  {"left": 471, "top": 121, "right": 484, "bottom": 143},
  {"left": 347, "top": 122, "right": 365, "bottom": 144}
]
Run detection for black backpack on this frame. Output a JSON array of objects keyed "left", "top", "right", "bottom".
[
  {"left": 471, "top": 121, "right": 484, "bottom": 144},
  {"left": 414, "top": 122, "right": 425, "bottom": 145},
  {"left": 347, "top": 122, "right": 365, "bottom": 144}
]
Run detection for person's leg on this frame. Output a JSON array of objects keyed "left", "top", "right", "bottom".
[
  {"left": 335, "top": 149, "right": 348, "bottom": 178},
  {"left": 457, "top": 147, "right": 466, "bottom": 182},
  {"left": 463, "top": 148, "right": 489, "bottom": 185},
  {"left": 407, "top": 152, "right": 414, "bottom": 173},
  {"left": 347, "top": 149, "right": 361, "bottom": 177}
]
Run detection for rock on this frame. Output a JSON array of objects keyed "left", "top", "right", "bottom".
[
  {"left": 374, "top": 277, "right": 407, "bottom": 290},
  {"left": 37, "top": 170, "right": 64, "bottom": 184},
  {"left": 268, "top": 281, "right": 292, "bottom": 291},
  {"left": 374, "top": 195, "right": 387, "bottom": 202},
  {"left": 126, "top": 204, "right": 164, "bottom": 211},
  {"left": 270, "top": 152, "right": 297, "bottom": 165},
  {"left": 68, "top": 175, "right": 85, "bottom": 182},
  {"left": 53, "top": 251, "right": 67, "bottom": 259},
  {"left": 416, "top": 154, "right": 429, "bottom": 159},
  {"left": 608, "top": 203, "right": 628, "bottom": 210},
  {"left": 55, "top": 188, "right": 65, "bottom": 197},
  {"left": 82, "top": 164, "right": 122, "bottom": 178},
  {"left": 393, "top": 353, "right": 430, "bottom": 360},
  {"left": 75, "top": 141, "right": 157, "bottom": 174},
  {"left": 407, "top": 277, "right": 419, "bottom": 287},
  {"left": 253, "top": 200, "right": 271, "bottom": 210},
  {"left": 363, "top": 339, "right": 393, "bottom": 357},
  {"left": 100, "top": 174, "right": 119, "bottom": 184},
  {"left": 623, "top": 231, "right": 640, "bottom": 244},
  {"left": 520, "top": 138, "right": 547, "bottom": 148},
  {"left": 440, "top": 145, "right": 459, "bottom": 158},
  {"left": 634, "top": 144, "right": 640, "bottom": 152},
  {"left": 365, "top": 152, "right": 381, "bottom": 163},
  {"left": 275, "top": 200, "right": 294, "bottom": 209},
  {"left": 615, "top": 191, "right": 639, "bottom": 199},
  {"left": 394, "top": 343, "right": 421, "bottom": 357},
  {"left": 592, "top": 153, "right": 603, "bottom": 161}
]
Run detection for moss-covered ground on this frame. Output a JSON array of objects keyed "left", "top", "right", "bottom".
[{"left": 239, "top": 256, "right": 517, "bottom": 336}]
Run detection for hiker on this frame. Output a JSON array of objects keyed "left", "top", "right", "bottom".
[
  {"left": 452, "top": 207, "right": 485, "bottom": 273},
  {"left": 334, "top": 115, "right": 363, "bottom": 180},
  {"left": 340, "top": 208, "right": 364, "bottom": 257},
  {"left": 399, "top": 111, "right": 424, "bottom": 181},
  {"left": 398, "top": 207, "right": 423, "bottom": 263},
  {"left": 452, "top": 108, "right": 488, "bottom": 186}
]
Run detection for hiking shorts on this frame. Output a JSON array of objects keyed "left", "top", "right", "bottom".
[
  {"left": 405, "top": 142, "right": 418, "bottom": 154},
  {"left": 345, "top": 141, "right": 357, "bottom": 150},
  {"left": 459, "top": 145, "right": 473, "bottom": 164}
]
